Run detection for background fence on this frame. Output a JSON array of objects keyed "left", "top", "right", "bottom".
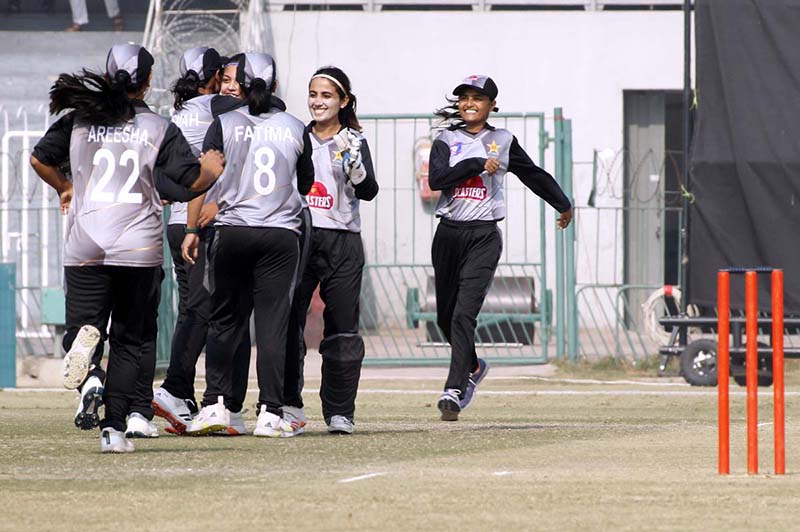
[{"left": 1, "top": 105, "right": 578, "bottom": 367}]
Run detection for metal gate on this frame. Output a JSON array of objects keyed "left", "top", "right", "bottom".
[{"left": 356, "top": 111, "right": 572, "bottom": 364}]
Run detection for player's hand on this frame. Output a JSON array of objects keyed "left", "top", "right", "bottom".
[
  {"left": 484, "top": 158, "right": 500, "bottom": 175},
  {"left": 59, "top": 182, "right": 73, "bottom": 214},
  {"left": 198, "top": 202, "right": 219, "bottom": 228},
  {"left": 557, "top": 209, "right": 573, "bottom": 229},
  {"left": 333, "top": 128, "right": 355, "bottom": 151},
  {"left": 334, "top": 129, "right": 366, "bottom": 184},
  {"left": 181, "top": 233, "right": 200, "bottom": 265},
  {"left": 200, "top": 150, "right": 225, "bottom": 179}
]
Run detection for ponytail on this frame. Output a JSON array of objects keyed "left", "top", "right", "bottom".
[
  {"left": 311, "top": 66, "right": 361, "bottom": 132},
  {"left": 434, "top": 96, "right": 462, "bottom": 130},
  {"left": 49, "top": 69, "right": 136, "bottom": 125},
  {"left": 245, "top": 78, "right": 273, "bottom": 116},
  {"left": 172, "top": 70, "right": 202, "bottom": 110}
]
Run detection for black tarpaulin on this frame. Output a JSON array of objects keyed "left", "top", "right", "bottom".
[{"left": 689, "top": 0, "right": 800, "bottom": 312}]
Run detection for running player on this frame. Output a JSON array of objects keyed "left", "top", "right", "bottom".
[
  {"left": 182, "top": 53, "right": 314, "bottom": 438},
  {"left": 30, "top": 44, "right": 225, "bottom": 452},
  {"left": 284, "top": 66, "right": 378, "bottom": 435},
  {"left": 429, "top": 75, "right": 572, "bottom": 421}
]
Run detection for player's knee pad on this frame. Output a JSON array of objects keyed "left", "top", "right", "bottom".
[{"left": 319, "top": 333, "right": 365, "bottom": 363}]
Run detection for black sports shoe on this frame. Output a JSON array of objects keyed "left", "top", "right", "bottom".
[
  {"left": 460, "top": 358, "right": 490, "bottom": 410},
  {"left": 74, "top": 376, "right": 104, "bottom": 430},
  {"left": 437, "top": 389, "right": 461, "bottom": 421}
]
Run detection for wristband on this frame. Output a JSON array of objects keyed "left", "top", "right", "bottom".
[{"left": 184, "top": 226, "right": 200, "bottom": 234}]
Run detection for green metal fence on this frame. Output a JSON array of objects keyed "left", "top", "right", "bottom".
[
  {"left": 156, "top": 207, "right": 177, "bottom": 368},
  {"left": 571, "top": 189, "right": 687, "bottom": 360},
  {"left": 356, "top": 110, "right": 573, "bottom": 364},
  {"left": 1, "top": 106, "right": 576, "bottom": 370}
]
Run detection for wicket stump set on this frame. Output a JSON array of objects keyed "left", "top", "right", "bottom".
[{"left": 717, "top": 268, "right": 784, "bottom": 475}]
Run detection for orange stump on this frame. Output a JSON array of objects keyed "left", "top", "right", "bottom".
[
  {"left": 717, "top": 268, "right": 785, "bottom": 476},
  {"left": 717, "top": 271, "right": 730, "bottom": 475},
  {"left": 745, "top": 271, "right": 758, "bottom": 475},
  {"left": 772, "top": 270, "right": 785, "bottom": 475}
]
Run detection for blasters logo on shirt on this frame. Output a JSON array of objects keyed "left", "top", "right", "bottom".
[
  {"left": 307, "top": 181, "right": 334, "bottom": 210},
  {"left": 452, "top": 175, "right": 487, "bottom": 201}
]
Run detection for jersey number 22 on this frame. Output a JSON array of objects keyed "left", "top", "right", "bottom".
[{"left": 90, "top": 148, "right": 142, "bottom": 204}]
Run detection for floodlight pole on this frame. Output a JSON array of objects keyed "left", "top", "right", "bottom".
[{"left": 680, "top": 0, "right": 693, "bottom": 312}]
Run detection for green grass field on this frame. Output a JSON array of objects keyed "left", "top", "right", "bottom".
[{"left": 1, "top": 375, "right": 799, "bottom": 531}]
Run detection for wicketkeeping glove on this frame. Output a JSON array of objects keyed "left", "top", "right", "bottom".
[{"left": 333, "top": 128, "right": 367, "bottom": 185}]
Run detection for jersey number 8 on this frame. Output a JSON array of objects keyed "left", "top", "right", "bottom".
[
  {"left": 90, "top": 148, "right": 142, "bottom": 204},
  {"left": 253, "top": 146, "right": 277, "bottom": 196}
]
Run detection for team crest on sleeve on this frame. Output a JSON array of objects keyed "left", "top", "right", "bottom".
[
  {"left": 452, "top": 175, "right": 487, "bottom": 201},
  {"left": 307, "top": 181, "right": 333, "bottom": 209}
]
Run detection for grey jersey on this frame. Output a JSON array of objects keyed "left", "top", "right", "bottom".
[
  {"left": 169, "top": 94, "right": 215, "bottom": 225},
  {"left": 214, "top": 108, "right": 306, "bottom": 233},
  {"left": 307, "top": 132, "right": 364, "bottom": 232},
  {"left": 65, "top": 108, "right": 170, "bottom": 267},
  {"left": 434, "top": 128, "right": 513, "bottom": 222}
]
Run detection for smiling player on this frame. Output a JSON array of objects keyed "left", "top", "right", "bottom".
[
  {"left": 428, "top": 75, "right": 573, "bottom": 421},
  {"left": 282, "top": 66, "right": 378, "bottom": 435}
]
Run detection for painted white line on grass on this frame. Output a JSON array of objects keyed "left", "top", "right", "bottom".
[
  {"left": 2, "top": 388, "right": 74, "bottom": 393},
  {"left": 512, "top": 376, "right": 690, "bottom": 387},
  {"left": 337, "top": 472, "right": 387, "bottom": 484},
  {"left": 359, "top": 375, "right": 689, "bottom": 387},
  {"left": 304, "top": 389, "right": 800, "bottom": 398},
  {"left": 493, "top": 471, "right": 513, "bottom": 477}
]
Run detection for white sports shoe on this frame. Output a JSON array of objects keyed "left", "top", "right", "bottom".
[
  {"left": 74, "top": 375, "right": 104, "bottom": 430},
  {"left": 152, "top": 387, "right": 193, "bottom": 434},
  {"left": 281, "top": 406, "right": 307, "bottom": 438},
  {"left": 63, "top": 325, "right": 101, "bottom": 389},
  {"left": 101, "top": 428, "right": 135, "bottom": 453},
  {"left": 215, "top": 409, "right": 247, "bottom": 436},
  {"left": 186, "top": 396, "right": 229, "bottom": 436},
  {"left": 254, "top": 405, "right": 292, "bottom": 438},
  {"left": 327, "top": 415, "right": 354, "bottom": 435},
  {"left": 125, "top": 412, "right": 159, "bottom": 438}
]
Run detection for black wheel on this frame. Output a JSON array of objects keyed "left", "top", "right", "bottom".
[
  {"left": 680, "top": 339, "right": 718, "bottom": 386},
  {"left": 732, "top": 343, "right": 773, "bottom": 387}
]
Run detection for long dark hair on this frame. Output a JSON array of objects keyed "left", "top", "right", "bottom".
[
  {"left": 311, "top": 66, "right": 361, "bottom": 132},
  {"left": 434, "top": 96, "right": 463, "bottom": 130},
  {"left": 49, "top": 69, "right": 144, "bottom": 125},
  {"left": 172, "top": 70, "right": 203, "bottom": 111}
]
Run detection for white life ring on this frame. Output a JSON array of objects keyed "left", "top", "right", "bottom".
[{"left": 641, "top": 285, "right": 699, "bottom": 346}]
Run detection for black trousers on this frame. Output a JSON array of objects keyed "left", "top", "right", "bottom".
[
  {"left": 283, "top": 208, "right": 313, "bottom": 409},
  {"left": 431, "top": 220, "right": 502, "bottom": 394},
  {"left": 293, "top": 228, "right": 366, "bottom": 422},
  {"left": 63, "top": 265, "right": 162, "bottom": 432},
  {"left": 203, "top": 229, "right": 253, "bottom": 414},
  {"left": 203, "top": 226, "right": 298, "bottom": 415},
  {"left": 161, "top": 224, "right": 212, "bottom": 404}
]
